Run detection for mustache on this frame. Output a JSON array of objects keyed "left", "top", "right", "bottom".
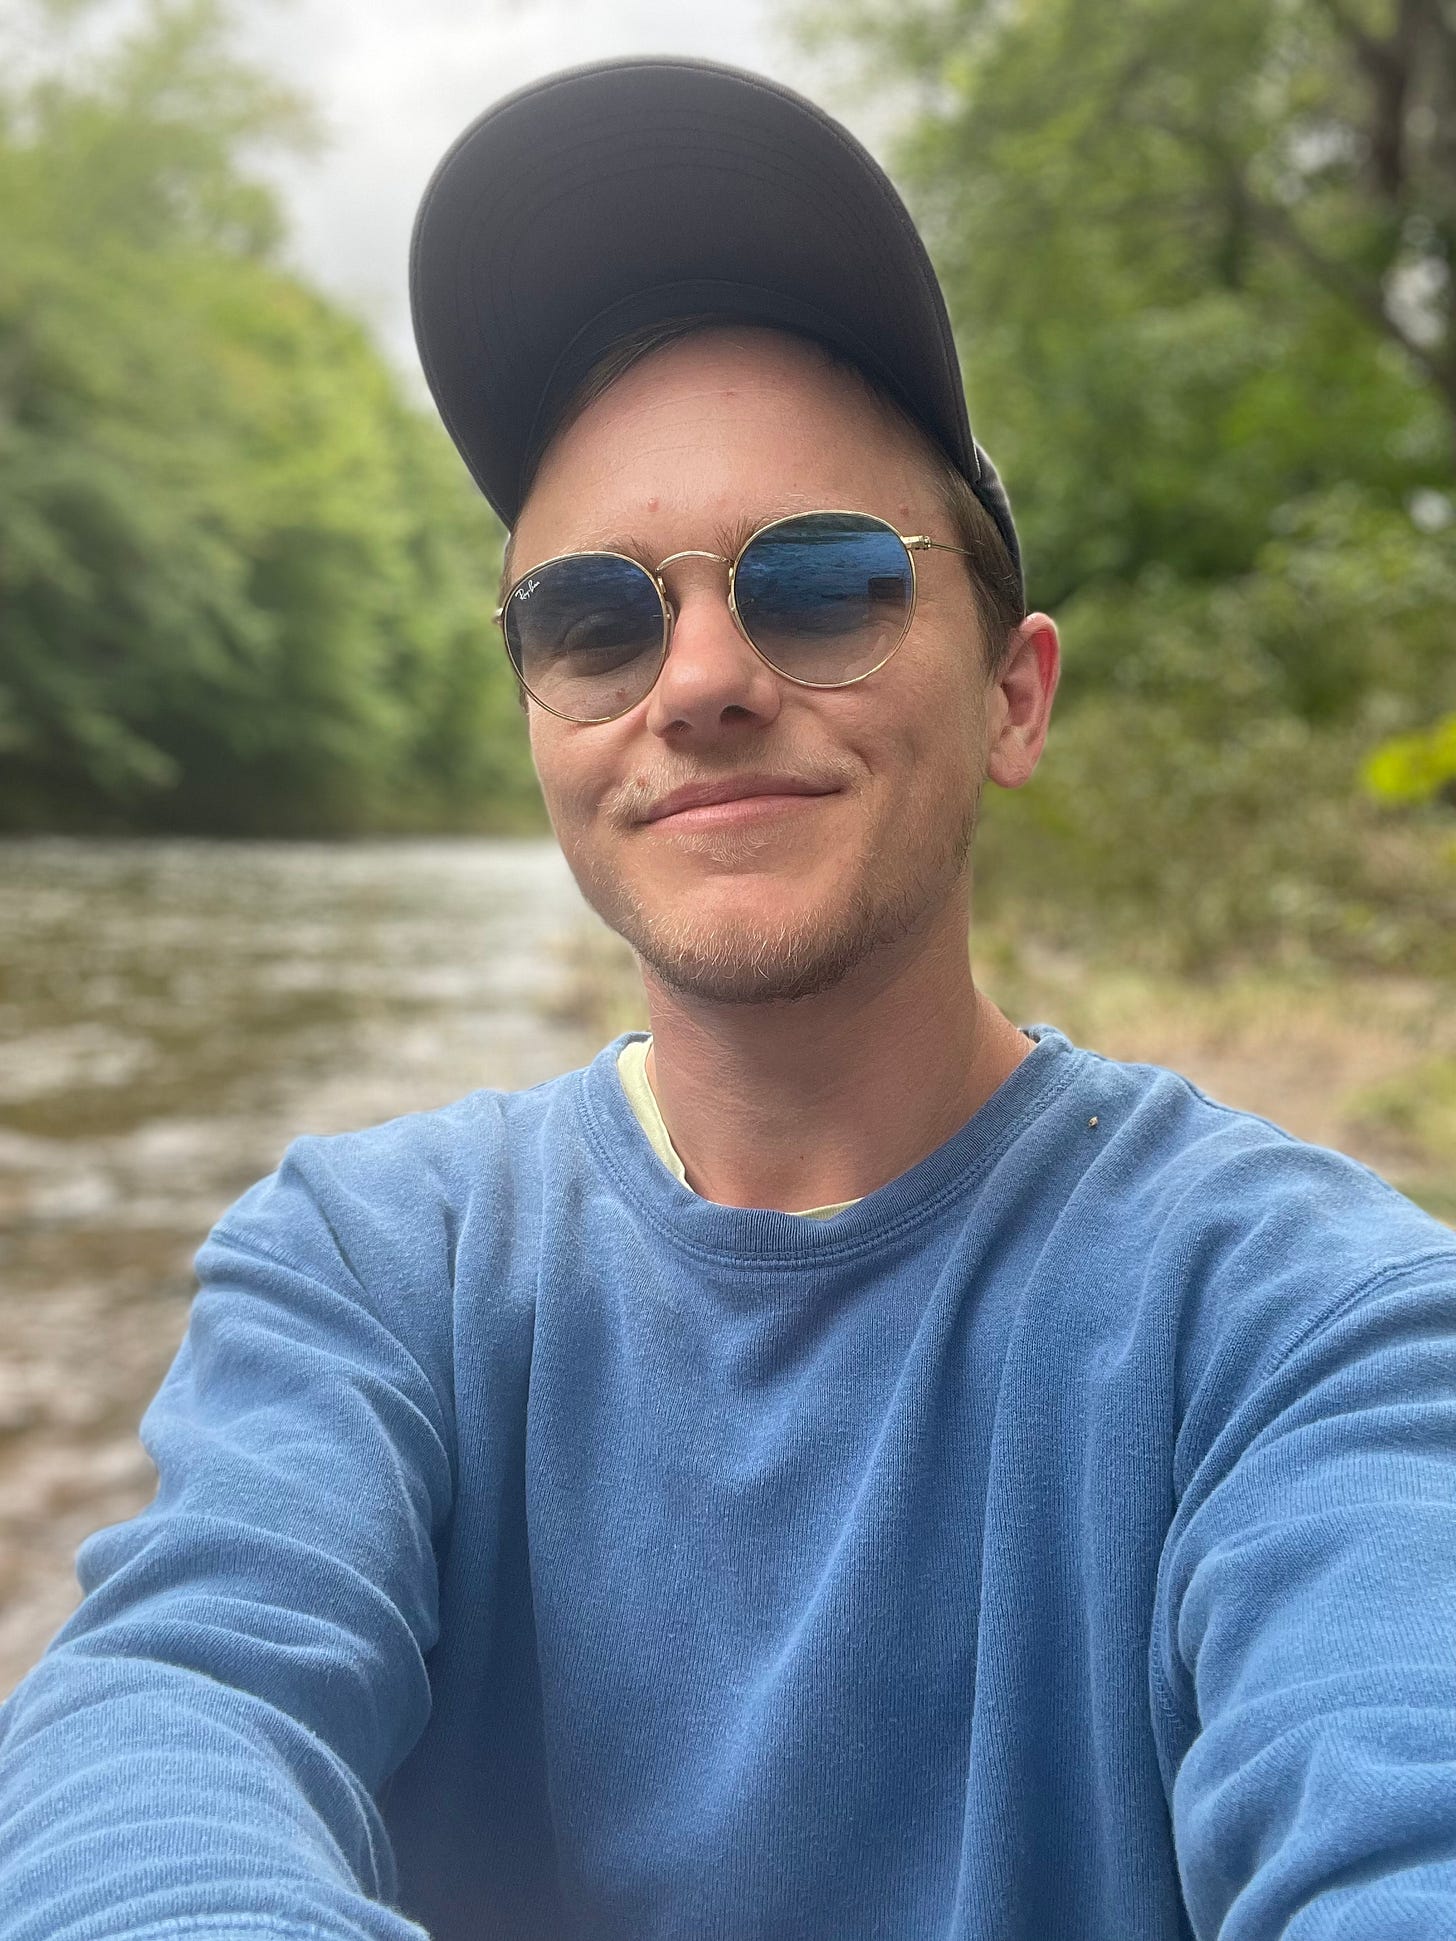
[{"left": 603, "top": 757, "right": 856, "bottom": 829}]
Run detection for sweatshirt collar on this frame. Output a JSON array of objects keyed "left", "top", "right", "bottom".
[{"left": 575, "top": 1024, "right": 1081, "bottom": 1267}]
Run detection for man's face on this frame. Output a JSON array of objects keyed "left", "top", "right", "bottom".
[{"left": 511, "top": 327, "right": 1002, "bottom": 1005}]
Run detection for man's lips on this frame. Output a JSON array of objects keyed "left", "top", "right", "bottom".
[{"left": 638, "top": 777, "right": 840, "bottom": 826}]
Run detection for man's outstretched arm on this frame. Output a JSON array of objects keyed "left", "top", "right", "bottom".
[
  {"left": 0, "top": 1135, "right": 457, "bottom": 1941},
  {"left": 1158, "top": 1253, "right": 1456, "bottom": 1940}
]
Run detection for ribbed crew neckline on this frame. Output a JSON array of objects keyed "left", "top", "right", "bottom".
[{"left": 574, "top": 1023, "right": 1082, "bottom": 1268}]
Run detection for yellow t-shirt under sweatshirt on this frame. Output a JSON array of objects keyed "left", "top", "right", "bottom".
[{"left": 615, "top": 1035, "right": 856, "bottom": 1219}]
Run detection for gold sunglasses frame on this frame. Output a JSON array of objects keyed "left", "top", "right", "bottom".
[{"left": 493, "top": 508, "right": 973, "bottom": 725}]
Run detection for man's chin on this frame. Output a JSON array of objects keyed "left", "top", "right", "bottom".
[
  {"left": 606, "top": 882, "right": 910, "bottom": 1007},
  {"left": 634, "top": 928, "right": 877, "bottom": 1006},
  {"left": 569, "top": 859, "right": 855, "bottom": 1002}
]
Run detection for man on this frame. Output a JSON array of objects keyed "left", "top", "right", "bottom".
[{"left": 1, "top": 56, "right": 1452, "bottom": 1941}]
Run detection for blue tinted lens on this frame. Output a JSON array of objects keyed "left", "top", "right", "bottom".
[
  {"left": 733, "top": 514, "right": 912, "bottom": 683},
  {"left": 504, "top": 554, "right": 665, "bottom": 720}
]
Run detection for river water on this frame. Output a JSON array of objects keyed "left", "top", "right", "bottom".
[{"left": 0, "top": 836, "right": 622, "bottom": 1693}]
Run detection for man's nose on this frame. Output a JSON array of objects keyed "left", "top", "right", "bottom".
[{"left": 642, "top": 563, "right": 783, "bottom": 739}]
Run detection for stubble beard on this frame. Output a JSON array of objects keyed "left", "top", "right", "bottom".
[{"left": 572, "top": 783, "right": 982, "bottom": 1007}]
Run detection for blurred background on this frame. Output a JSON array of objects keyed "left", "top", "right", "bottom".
[{"left": 0, "top": 0, "right": 1452, "bottom": 1689}]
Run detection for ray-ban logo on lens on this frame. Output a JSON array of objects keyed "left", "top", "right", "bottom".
[{"left": 516, "top": 577, "right": 541, "bottom": 601}]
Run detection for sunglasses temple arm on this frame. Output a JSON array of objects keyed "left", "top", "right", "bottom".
[{"left": 903, "top": 535, "right": 974, "bottom": 560}]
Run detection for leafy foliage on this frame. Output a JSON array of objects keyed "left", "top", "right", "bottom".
[
  {"left": 0, "top": 0, "right": 538, "bottom": 834},
  {"left": 1364, "top": 713, "right": 1456, "bottom": 804},
  {"left": 797, "top": 0, "right": 1456, "bottom": 970}
]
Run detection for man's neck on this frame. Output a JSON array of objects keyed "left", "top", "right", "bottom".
[{"left": 639, "top": 908, "right": 1033, "bottom": 1212}]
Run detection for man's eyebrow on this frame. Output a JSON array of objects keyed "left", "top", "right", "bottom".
[
  {"left": 535, "top": 533, "right": 658, "bottom": 568},
  {"left": 703, "top": 508, "right": 872, "bottom": 559},
  {"left": 528, "top": 508, "right": 823, "bottom": 576},
  {"left": 506, "top": 534, "right": 653, "bottom": 582},
  {"left": 600, "top": 534, "right": 662, "bottom": 567},
  {"left": 708, "top": 516, "right": 770, "bottom": 561},
  {"left": 651, "top": 512, "right": 822, "bottom": 565}
]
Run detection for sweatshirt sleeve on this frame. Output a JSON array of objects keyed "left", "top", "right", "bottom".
[
  {"left": 0, "top": 1129, "right": 458, "bottom": 1941},
  {"left": 1155, "top": 1250, "right": 1456, "bottom": 1941}
]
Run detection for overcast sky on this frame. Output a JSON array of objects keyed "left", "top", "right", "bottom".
[{"left": 228, "top": 0, "right": 887, "bottom": 386}]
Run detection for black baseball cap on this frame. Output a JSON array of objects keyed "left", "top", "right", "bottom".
[{"left": 409, "top": 56, "right": 1023, "bottom": 598}]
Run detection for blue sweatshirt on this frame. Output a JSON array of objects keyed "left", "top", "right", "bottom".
[{"left": 1, "top": 1026, "right": 1454, "bottom": 1941}]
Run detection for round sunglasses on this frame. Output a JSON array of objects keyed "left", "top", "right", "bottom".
[{"left": 494, "top": 509, "right": 972, "bottom": 724}]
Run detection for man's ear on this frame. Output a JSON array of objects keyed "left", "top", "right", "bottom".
[{"left": 985, "top": 614, "right": 1060, "bottom": 791}]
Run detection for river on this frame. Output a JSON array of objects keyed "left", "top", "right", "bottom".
[{"left": 0, "top": 836, "right": 622, "bottom": 1693}]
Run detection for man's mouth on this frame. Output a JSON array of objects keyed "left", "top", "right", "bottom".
[{"left": 638, "top": 777, "right": 840, "bottom": 827}]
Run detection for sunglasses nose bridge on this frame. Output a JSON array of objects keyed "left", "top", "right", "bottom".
[
  {"left": 654, "top": 548, "right": 731, "bottom": 573},
  {"left": 651, "top": 548, "right": 741, "bottom": 650},
  {"left": 646, "top": 548, "right": 775, "bottom": 705}
]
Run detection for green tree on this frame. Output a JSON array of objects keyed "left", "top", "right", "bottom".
[
  {"left": 0, "top": 0, "right": 538, "bottom": 834},
  {"left": 798, "top": 0, "right": 1456, "bottom": 969}
]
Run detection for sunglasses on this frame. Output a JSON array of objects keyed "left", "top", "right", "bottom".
[{"left": 494, "top": 508, "right": 972, "bottom": 724}]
